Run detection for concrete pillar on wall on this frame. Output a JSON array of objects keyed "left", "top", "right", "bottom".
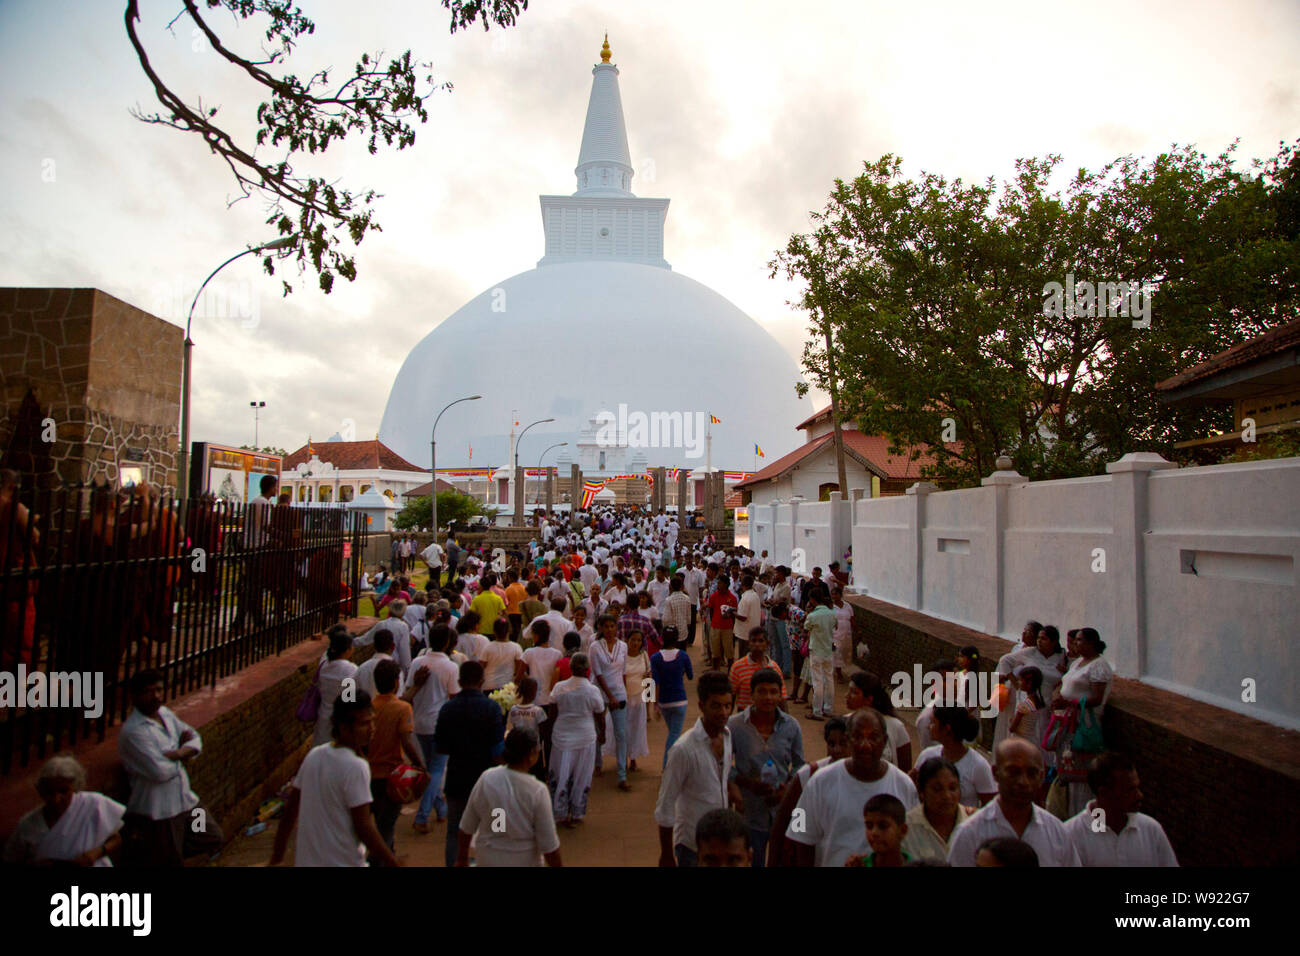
[
  {"left": 981, "top": 456, "right": 1027, "bottom": 637},
  {"left": 513, "top": 466, "right": 525, "bottom": 526},
  {"left": 905, "top": 481, "right": 939, "bottom": 611},
  {"left": 571, "top": 464, "right": 582, "bottom": 513},
  {"left": 1105, "top": 452, "right": 1175, "bottom": 678},
  {"left": 788, "top": 498, "right": 801, "bottom": 571},
  {"left": 677, "top": 469, "right": 688, "bottom": 521},
  {"left": 545, "top": 467, "right": 554, "bottom": 515}
]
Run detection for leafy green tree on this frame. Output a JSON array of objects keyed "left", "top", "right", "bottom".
[
  {"left": 125, "top": 0, "right": 530, "bottom": 293},
  {"left": 773, "top": 142, "right": 1300, "bottom": 487},
  {"left": 393, "top": 489, "right": 490, "bottom": 530}
]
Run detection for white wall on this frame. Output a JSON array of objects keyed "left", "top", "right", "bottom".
[{"left": 842, "top": 454, "right": 1300, "bottom": 730}]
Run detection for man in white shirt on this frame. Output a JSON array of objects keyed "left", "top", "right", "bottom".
[
  {"left": 271, "top": 690, "right": 400, "bottom": 867},
  {"left": 786, "top": 708, "right": 918, "bottom": 866},
  {"left": 233, "top": 474, "right": 278, "bottom": 633},
  {"left": 655, "top": 670, "right": 742, "bottom": 867},
  {"left": 578, "top": 557, "right": 599, "bottom": 591},
  {"left": 948, "top": 737, "right": 1081, "bottom": 866},
  {"left": 647, "top": 565, "right": 671, "bottom": 608},
  {"left": 358, "top": 611, "right": 413, "bottom": 673},
  {"left": 354, "top": 628, "right": 405, "bottom": 699},
  {"left": 1063, "top": 752, "right": 1178, "bottom": 866},
  {"left": 117, "top": 669, "right": 224, "bottom": 866},
  {"left": 733, "top": 575, "right": 764, "bottom": 657},
  {"left": 421, "top": 538, "right": 445, "bottom": 587},
  {"left": 406, "top": 626, "right": 461, "bottom": 831},
  {"left": 532, "top": 600, "right": 573, "bottom": 655}
]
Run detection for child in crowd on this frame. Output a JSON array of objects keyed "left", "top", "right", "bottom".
[
  {"left": 507, "top": 677, "right": 548, "bottom": 781},
  {"left": 695, "top": 809, "right": 753, "bottom": 867},
  {"left": 1009, "top": 665, "right": 1052, "bottom": 791},
  {"left": 844, "top": 794, "right": 910, "bottom": 867}
]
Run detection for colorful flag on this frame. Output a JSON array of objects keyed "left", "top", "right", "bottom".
[
  {"left": 710, "top": 415, "right": 721, "bottom": 424},
  {"left": 468, "top": 443, "right": 472, "bottom": 460},
  {"left": 755, "top": 444, "right": 765, "bottom": 458},
  {"left": 581, "top": 480, "right": 606, "bottom": 509}
]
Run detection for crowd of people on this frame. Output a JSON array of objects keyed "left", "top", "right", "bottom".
[{"left": 2, "top": 503, "right": 1177, "bottom": 869}]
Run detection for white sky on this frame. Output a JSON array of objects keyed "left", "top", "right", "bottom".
[{"left": 1, "top": 0, "right": 1297, "bottom": 455}]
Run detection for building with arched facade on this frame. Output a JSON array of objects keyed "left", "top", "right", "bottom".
[{"left": 280, "top": 437, "right": 428, "bottom": 506}]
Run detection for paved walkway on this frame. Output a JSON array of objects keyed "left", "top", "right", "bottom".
[{"left": 219, "top": 639, "right": 921, "bottom": 867}]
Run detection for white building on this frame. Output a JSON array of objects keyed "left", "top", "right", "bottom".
[
  {"left": 378, "top": 36, "right": 811, "bottom": 473},
  {"left": 280, "top": 437, "right": 429, "bottom": 506}
]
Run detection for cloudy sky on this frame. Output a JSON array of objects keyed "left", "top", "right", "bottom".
[{"left": 2, "top": 0, "right": 1297, "bottom": 461}]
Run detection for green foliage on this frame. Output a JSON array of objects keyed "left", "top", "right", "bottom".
[
  {"left": 773, "top": 142, "right": 1300, "bottom": 487},
  {"left": 392, "top": 490, "right": 490, "bottom": 530},
  {"left": 1219, "top": 430, "right": 1300, "bottom": 464}
]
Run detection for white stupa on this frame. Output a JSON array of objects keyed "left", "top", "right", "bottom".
[{"left": 379, "top": 36, "right": 811, "bottom": 473}]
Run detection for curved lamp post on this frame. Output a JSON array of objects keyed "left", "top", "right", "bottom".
[
  {"left": 536, "top": 441, "right": 568, "bottom": 505},
  {"left": 431, "top": 395, "right": 482, "bottom": 535},
  {"left": 514, "top": 417, "right": 554, "bottom": 524},
  {"left": 178, "top": 235, "right": 296, "bottom": 506}
]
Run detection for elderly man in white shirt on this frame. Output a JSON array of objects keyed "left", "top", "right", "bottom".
[
  {"left": 1063, "top": 752, "right": 1178, "bottom": 866},
  {"left": 654, "top": 670, "right": 741, "bottom": 867},
  {"left": 117, "top": 669, "right": 224, "bottom": 866},
  {"left": 354, "top": 627, "right": 406, "bottom": 699},
  {"left": 948, "top": 737, "right": 1081, "bottom": 866}
]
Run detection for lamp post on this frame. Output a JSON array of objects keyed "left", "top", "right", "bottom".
[
  {"left": 249, "top": 400, "right": 265, "bottom": 448},
  {"left": 178, "top": 235, "right": 296, "bottom": 506},
  {"left": 536, "top": 441, "right": 567, "bottom": 505},
  {"left": 514, "top": 417, "right": 554, "bottom": 524},
  {"left": 431, "top": 395, "right": 482, "bottom": 536}
]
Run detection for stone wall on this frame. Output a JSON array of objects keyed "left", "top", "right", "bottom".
[{"left": 0, "top": 288, "right": 181, "bottom": 492}]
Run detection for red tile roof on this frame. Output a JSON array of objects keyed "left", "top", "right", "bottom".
[
  {"left": 723, "top": 490, "right": 744, "bottom": 509},
  {"left": 1156, "top": 319, "right": 1300, "bottom": 393},
  {"left": 283, "top": 439, "right": 424, "bottom": 473},
  {"left": 401, "top": 479, "right": 458, "bottom": 497},
  {"left": 734, "top": 429, "right": 955, "bottom": 489}
]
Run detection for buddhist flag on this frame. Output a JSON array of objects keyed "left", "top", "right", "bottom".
[
  {"left": 710, "top": 415, "right": 721, "bottom": 424},
  {"left": 581, "top": 480, "right": 605, "bottom": 509},
  {"left": 755, "top": 444, "right": 765, "bottom": 458},
  {"left": 468, "top": 443, "right": 473, "bottom": 460}
]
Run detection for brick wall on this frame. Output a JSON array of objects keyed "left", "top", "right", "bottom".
[
  {"left": 0, "top": 617, "right": 377, "bottom": 855},
  {"left": 847, "top": 594, "right": 1300, "bottom": 866}
]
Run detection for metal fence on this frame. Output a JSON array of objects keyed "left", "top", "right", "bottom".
[{"left": 0, "top": 484, "right": 367, "bottom": 773}]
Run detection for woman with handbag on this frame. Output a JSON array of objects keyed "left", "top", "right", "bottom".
[
  {"left": 313, "top": 629, "right": 359, "bottom": 746},
  {"left": 1048, "top": 627, "right": 1114, "bottom": 817}
]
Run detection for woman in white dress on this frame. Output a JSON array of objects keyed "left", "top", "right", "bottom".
[
  {"left": 1053, "top": 627, "right": 1115, "bottom": 815},
  {"left": 605, "top": 630, "right": 651, "bottom": 770},
  {"left": 314, "top": 629, "right": 359, "bottom": 746},
  {"left": 456, "top": 728, "right": 562, "bottom": 867},
  {"left": 549, "top": 653, "right": 607, "bottom": 826},
  {"left": 3, "top": 755, "right": 125, "bottom": 867},
  {"left": 910, "top": 706, "right": 998, "bottom": 807}
]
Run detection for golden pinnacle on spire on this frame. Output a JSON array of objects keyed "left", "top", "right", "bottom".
[{"left": 600, "top": 33, "right": 611, "bottom": 63}]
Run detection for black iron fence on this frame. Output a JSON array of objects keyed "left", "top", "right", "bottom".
[{"left": 0, "top": 484, "right": 367, "bottom": 773}]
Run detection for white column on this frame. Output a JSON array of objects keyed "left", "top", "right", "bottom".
[{"left": 905, "top": 481, "right": 939, "bottom": 611}]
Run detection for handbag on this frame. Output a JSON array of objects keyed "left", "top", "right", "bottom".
[
  {"left": 295, "top": 663, "right": 324, "bottom": 723},
  {"left": 1041, "top": 702, "right": 1077, "bottom": 752},
  {"left": 1071, "top": 698, "right": 1105, "bottom": 753},
  {"left": 386, "top": 764, "right": 431, "bottom": 804}
]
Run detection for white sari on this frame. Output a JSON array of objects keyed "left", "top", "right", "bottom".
[{"left": 37, "top": 792, "right": 126, "bottom": 867}]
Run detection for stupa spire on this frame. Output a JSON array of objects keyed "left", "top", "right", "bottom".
[{"left": 575, "top": 34, "right": 633, "bottom": 197}]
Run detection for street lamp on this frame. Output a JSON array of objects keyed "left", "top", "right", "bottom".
[
  {"left": 514, "top": 417, "right": 554, "bottom": 524},
  {"left": 536, "top": 442, "right": 567, "bottom": 505},
  {"left": 249, "top": 401, "right": 265, "bottom": 448},
  {"left": 178, "top": 235, "right": 296, "bottom": 506},
  {"left": 431, "top": 395, "right": 482, "bottom": 536}
]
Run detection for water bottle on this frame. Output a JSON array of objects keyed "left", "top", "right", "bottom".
[
  {"left": 760, "top": 757, "right": 781, "bottom": 789},
  {"left": 245, "top": 821, "right": 268, "bottom": 837}
]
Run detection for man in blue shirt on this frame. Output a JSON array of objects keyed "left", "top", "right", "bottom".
[{"left": 433, "top": 661, "right": 505, "bottom": 868}]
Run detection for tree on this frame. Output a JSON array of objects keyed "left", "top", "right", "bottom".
[
  {"left": 392, "top": 489, "right": 489, "bottom": 530},
  {"left": 772, "top": 142, "right": 1300, "bottom": 487},
  {"left": 124, "top": 0, "right": 531, "bottom": 293}
]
